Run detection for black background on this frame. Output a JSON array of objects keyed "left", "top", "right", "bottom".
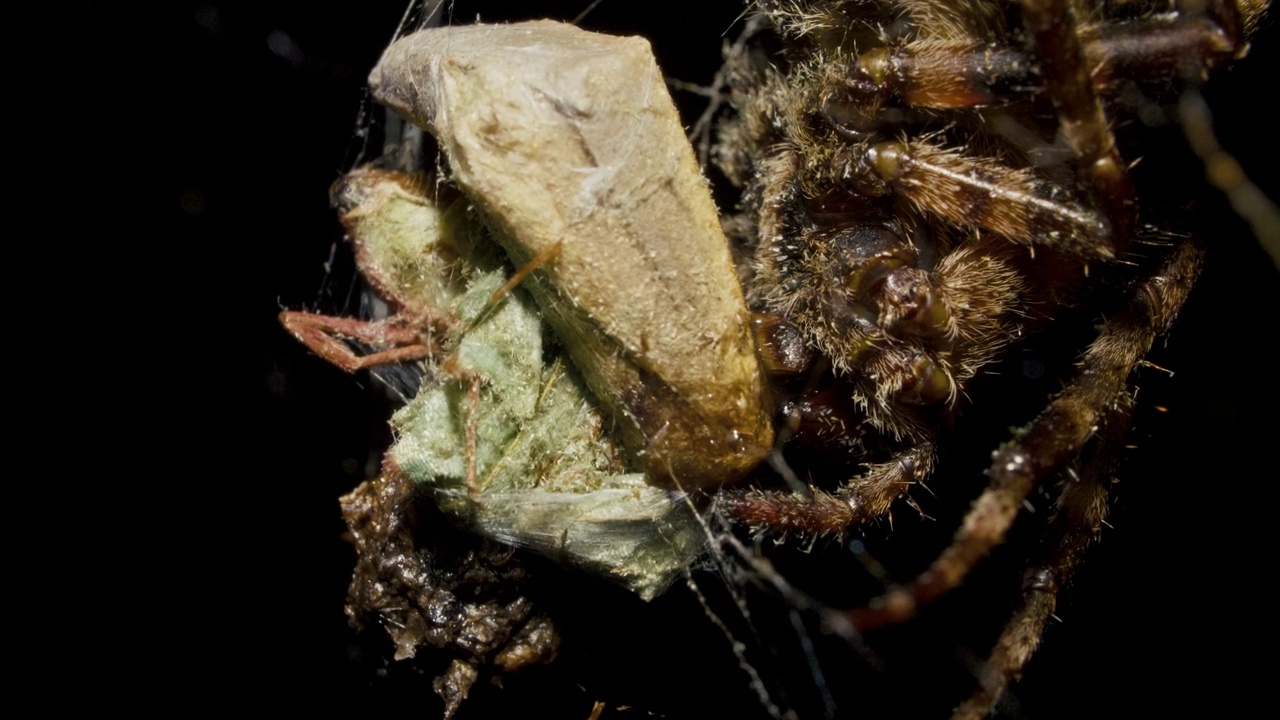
[{"left": 22, "top": 1, "right": 1280, "bottom": 716}]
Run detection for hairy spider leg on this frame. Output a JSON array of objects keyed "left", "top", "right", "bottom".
[
  {"left": 725, "top": 441, "right": 936, "bottom": 536},
  {"left": 952, "top": 395, "right": 1132, "bottom": 720},
  {"left": 849, "top": 137, "right": 1116, "bottom": 258},
  {"left": 924, "top": 0, "right": 1251, "bottom": 255},
  {"left": 1021, "top": 0, "right": 1135, "bottom": 253},
  {"left": 847, "top": 3, "right": 1249, "bottom": 109},
  {"left": 816, "top": 0, "right": 1256, "bottom": 260}
]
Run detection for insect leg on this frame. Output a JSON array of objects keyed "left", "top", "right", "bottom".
[{"left": 279, "top": 311, "right": 440, "bottom": 373}]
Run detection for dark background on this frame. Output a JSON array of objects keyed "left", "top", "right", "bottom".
[{"left": 22, "top": 1, "right": 1279, "bottom": 716}]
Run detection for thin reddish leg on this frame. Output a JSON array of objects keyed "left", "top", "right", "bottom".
[{"left": 280, "top": 311, "right": 439, "bottom": 373}]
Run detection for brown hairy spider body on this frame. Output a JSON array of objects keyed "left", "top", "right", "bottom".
[{"left": 713, "top": 0, "right": 1266, "bottom": 714}]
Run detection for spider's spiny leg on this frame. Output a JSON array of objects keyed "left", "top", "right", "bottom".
[
  {"left": 836, "top": 442, "right": 937, "bottom": 525},
  {"left": 952, "top": 396, "right": 1132, "bottom": 720},
  {"left": 1080, "top": 3, "right": 1251, "bottom": 93},
  {"left": 844, "top": 41, "right": 1029, "bottom": 111},
  {"left": 722, "top": 442, "right": 936, "bottom": 537},
  {"left": 844, "top": 138, "right": 1113, "bottom": 258},
  {"left": 1021, "top": 0, "right": 1135, "bottom": 254},
  {"left": 841, "top": 10, "right": 1250, "bottom": 112},
  {"left": 849, "top": 239, "right": 1203, "bottom": 632},
  {"left": 280, "top": 311, "right": 442, "bottom": 373}
]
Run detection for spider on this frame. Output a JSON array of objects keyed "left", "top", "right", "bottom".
[
  {"left": 281, "top": 1, "right": 1270, "bottom": 716},
  {"left": 709, "top": 0, "right": 1267, "bottom": 714}
]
